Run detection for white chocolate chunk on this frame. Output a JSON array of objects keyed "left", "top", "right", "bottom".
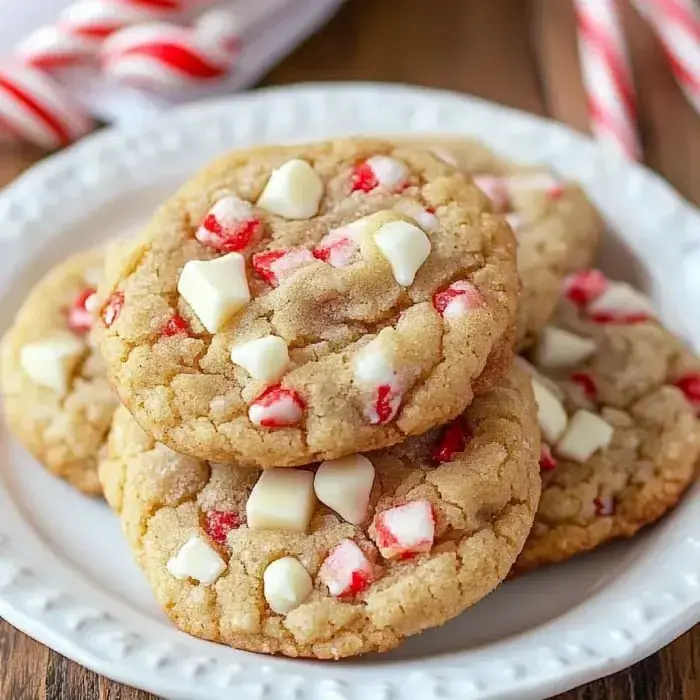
[
  {"left": 586, "top": 282, "right": 656, "bottom": 320},
  {"left": 366, "top": 155, "right": 409, "bottom": 190},
  {"left": 177, "top": 253, "right": 250, "bottom": 333},
  {"left": 166, "top": 536, "right": 226, "bottom": 584},
  {"left": 230, "top": 335, "right": 290, "bottom": 383},
  {"left": 20, "top": 333, "right": 85, "bottom": 395},
  {"left": 373, "top": 220, "right": 431, "bottom": 286},
  {"left": 263, "top": 556, "right": 313, "bottom": 614},
  {"left": 534, "top": 326, "right": 597, "bottom": 369},
  {"left": 257, "top": 159, "right": 323, "bottom": 220},
  {"left": 246, "top": 468, "right": 316, "bottom": 532},
  {"left": 556, "top": 409, "right": 614, "bottom": 463},
  {"left": 314, "top": 454, "right": 375, "bottom": 524},
  {"left": 319, "top": 539, "right": 374, "bottom": 597},
  {"left": 532, "top": 378, "right": 568, "bottom": 443}
]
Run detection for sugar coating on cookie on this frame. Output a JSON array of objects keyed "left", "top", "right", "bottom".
[
  {"left": 401, "top": 137, "right": 603, "bottom": 349},
  {"left": 0, "top": 249, "right": 119, "bottom": 494},
  {"left": 98, "top": 365, "right": 540, "bottom": 659},
  {"left": 96, "top": 139, "right": 519, "bottom": 467},
  {"left": 514, "top": 270, "right": 700, "bottom": 573}
]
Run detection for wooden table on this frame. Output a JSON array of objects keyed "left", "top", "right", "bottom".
[{"left": 1, "top": 1, "right": 699, "bottom": 698}]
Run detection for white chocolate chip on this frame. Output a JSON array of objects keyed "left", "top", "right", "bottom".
[
  {"left": 257, "top": 159, "right": 324, "bottom": 220},
  {"left": 263, "top": 556, "right": 313, "bottom": 614},
  {"left": 586, "top": 282, "right": 656, "bottom": 321},
  {"left": 534, "top": 326, "right": 597, "bottom": 370},
  {"left": 246, "top": 468, "right": 316, "bottom": 532},
  {"left": 166, "top": 536, "right": 226, "bottom": 585},
  {"left": 314, "top": 454, "right": 375, "bottom": 524},
  {"left": 20, "top": 333, "right": 85, "bottom": 395},
  {"left": 532, "top": 378, "right": 568, "bottom": 443},
  {"left": 373, "top": 220, "right": 431, "bottom": 286},
  {"left": 230, "top": 335, "right": 290, "bottom": 383},
  {"left": 555, "top": 409, "right": 614, "bottom": 463},
  {"left": 177, "top": 253, "right": 250, "bottom": 333},
  {"left": 365, "top": 155, "right": 409, "bottom": 191}
]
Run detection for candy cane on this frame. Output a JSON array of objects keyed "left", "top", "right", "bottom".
[
  {"left": 102, "top": 7, "right": 239, "bottom": 91},
  {"left": 17, "top": 0, "right": 200, "bottom": 71},
  {"left": 574, "top": 0, "right": 642, "bottom": 160},
  {"left": 632, "top": 0, "right": 700, "bottom": 115},
  {"left": 0, "top": 63, "right": 92, "bottom": 149}
]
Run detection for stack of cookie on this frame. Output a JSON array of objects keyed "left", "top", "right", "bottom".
[{"left": 3, "top": 138, "right": 700, "bottom": 658}]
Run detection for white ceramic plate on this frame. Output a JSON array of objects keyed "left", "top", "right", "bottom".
[{"left": 1, "top": 83, "right": 699, "bottom": 700}]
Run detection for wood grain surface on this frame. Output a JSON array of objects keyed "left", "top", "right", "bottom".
[{"left": 1, "top": 0, "right": 699, "bottom": 698}]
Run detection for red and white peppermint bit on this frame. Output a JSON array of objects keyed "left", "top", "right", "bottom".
[
  {"left": 318, "top": 539, "right": 374, "bottom": 598},
  {"left": 574, "top": 0, "right": 641, "bottom": 159},
  {"left": 539, "top": 445, "right": 557, "bottom": 471},
  {"left": 252, "top": 247, "right": 315, "bottom": 287},
  {"left": 313, "top": 223, "right": 361, "bottom": 268},
  {"left": 102, "top": 290, "right": 125, "bottom": 328},
  {"left": 0, "top": 63, "right": 93, "bottom": 148},
  {"left": 196, "top": 196, "right": 261, "bottom": 253},
  {"left": 67, "top": 287, "right": 97, "bottom": 333},
  {"left": 585, "top": 282, "right": 655, "bottom": 324},
  {"left": 373, "top": 500, "right": 435, "bottom": 560},
  {"left": 248, "top": 385, "right": 305, "bottom": 429},
  {"left": 473, "top": 175, "right": 511, "bottom": 212},
  {"left": 594, "top": 495, "right": 615, "bottom": 516},
  {"left": 393, "top": 200, "right": 439, "bottom": 232},
  {"left": 631, "top": 0, "right": 700, "bottom": 116},
  {"left": 432, "top": 280, "right": 485, "bottom": 320},
  {"left": 570, "top": 371, "right": 598, "bottom": 400},
  {"left": 432, "top": 419, "right": 469, "bottom": 464},
  {"left": 102, "top": 7, "right": 239, "bottom": 92},
  {"left": 674, "top": 372, "right": 700, "bottom": 410},
  {"left": 563, "top": 269, "right": 608, "bottom": 306},
  {"left": 505, "top": 172, "right": 564, "bottom": 200},
  {"left": 370, "top": 384, "right": 402, "bottom": 425},
  {"left": 17, "top": 0, "right": 192, "bottom": 70},
  {"left": 204, "top": 509, "right": 240, "bottom": 547},
  {"left": 162, "top": 313, "right": 188, "bottom": 337},
  {"left": 350, "top": 155, "right": 408, "bottom": 193}
]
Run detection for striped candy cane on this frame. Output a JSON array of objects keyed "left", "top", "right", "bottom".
[
  {"left": 574, "top": 0, "right": 642, "bottom": 160},
  {"left": 632, "top": 0, "right": 700, "bottom": 115},
  {"left": 0, "top": 63, "right": 92, "bottom": 148},
  {"left": 102, "top": 7, "right": 240, "bottom": 91},
  {"left": 17, "top": 0, "right": 200, "bottom": 71}
]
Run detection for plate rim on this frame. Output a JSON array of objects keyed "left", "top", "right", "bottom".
[{"left": 1, "top": 81, "right": 699, "bottom": 700}]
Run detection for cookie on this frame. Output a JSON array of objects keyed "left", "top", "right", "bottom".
[
  {"left": 96, "top": 139, "right": 519, "bottom": 467},
  {"left": 99, "top": 364, "right": 540, "bottom": 659},
  {"left": 513, "top": 269, "right": 700, "bottom": 573},
  {"left": 402, "top": 137, "right": 603, "bottom": 348},
  {"left": 1, "top": 249, "right": 118, "bottom": 494}
]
